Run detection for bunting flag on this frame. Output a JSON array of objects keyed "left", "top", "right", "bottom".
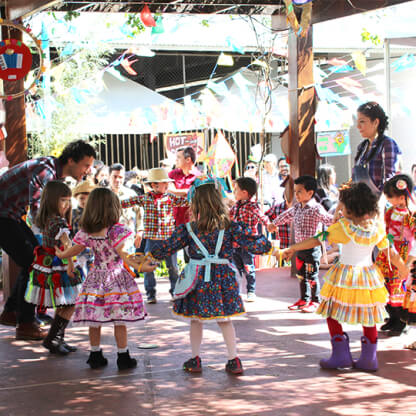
[
  {"left": 207, "top": 80, "right": 229, "bottom": 96},
  {"left": 204, "top": 131, "right": 236, "bottom": 178},
  {"left": 351, "top": 51, "right": 367, "bottom": 75},
  {"left": 225, "top": 36, "right": 244, "bottom": 54},
  {"left": 140, "top": 4, "right": 156, "bottom": 27},
  {"left": 120, "top": 57, "right": 138, "bottom": 76},
  {"left": 392, "top": 53, "right": 416, "bottom": 72},
  {"left": 329, "top": 65, "right": 354, "bottom": 73},
  {"left": 328, "top": 58, "right": 348, "bottom": 66},
  {"left": 335, "top": 77, "right": 363, "bottom": 96},
  {"left": 151, "top": 16, "right": 165, "bottom": 34}
]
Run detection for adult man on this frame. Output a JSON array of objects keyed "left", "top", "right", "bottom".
[
  {"left": 0, "top": 140, "right": 96, "bottom": 340},
  {"left": 168, "top": 147, "right": 200, "bottom": 226},
  {"left": 109, "top": 163, "right": 143, "bottom": 252},
  {"left": 261, "top": 153, "right": 284, "bottom": 207},
  {"left": 278, "top": 157, "right": 289, "bottom": 181}
]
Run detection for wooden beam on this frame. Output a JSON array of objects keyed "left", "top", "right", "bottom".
[{"left": 8, "top": 0, "right": 59, "bottom": 20}]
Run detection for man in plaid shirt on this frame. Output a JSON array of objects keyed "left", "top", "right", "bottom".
[
  {"left": 0, "top": 140, "right": 95, "bottom": 339},
  {"left": 121, "top": 168, "right": 189, "bottom": 303},
  {"left": 268, "top": 175, "right": 333, "bottom": 313},
  {"left": 230, "top": 177, "right": 271, "bottom": 301}
]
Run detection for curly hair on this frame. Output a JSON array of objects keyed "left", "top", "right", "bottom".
[
  {"left": 383, "top": 174, "right": 414, "bottom": 200},
  {"left": 357, "top": 101, "right": 389, "bottom": 136},
  {"left": 339, "top": 182, "right": 378, "bottom": 218}
]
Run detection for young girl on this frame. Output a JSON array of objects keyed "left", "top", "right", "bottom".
[
  {"left": 280, "top": 182, "right": 408, "bottom": 371},
  {"left": 55, "top": 187, "right": 155, "bottom": 370},
  {"left": 375, "top": 174, "right": 416, "bottom": 336},
  {"left": 402, "top": 256, "right": 416, "bottom": 349},
  {"left": 25, "top": 181, "right": 84, "bottom": 355},
  {"left": 147, "top": 177, "right": 271, "bottom": 374}
]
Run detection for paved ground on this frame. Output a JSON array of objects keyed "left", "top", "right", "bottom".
[{"left": 1, "top": 267, "right": 416, "bottom": 416}]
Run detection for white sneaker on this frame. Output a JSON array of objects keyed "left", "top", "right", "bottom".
[{"left": 246, "top": 292, "right": 256, "bottom": 302}]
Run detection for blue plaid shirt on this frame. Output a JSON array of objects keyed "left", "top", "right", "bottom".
[{"left": 355, "top": 135, "right": 401, "bottom": 191}]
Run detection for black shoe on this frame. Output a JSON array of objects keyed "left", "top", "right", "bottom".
[
  {"left": 147, "top": 297, "right": 157, "bottom": 304},
  {"left": 87, "top": 350, "right": 108, "bottom": 369},
  {"left": 386, "top": 320, "right": 406, "bottom": 337},
  {"left": 37, "top": 313, "right": 54, "bottom": 325},
  {"left": 60, "top": 340, "right": 77, "bottom": 352},
  {"left": 42, "top": 337, "right": 70, "bottom": 355},
  {"left": 380, "top": 319, "right": 395, "bottom": 331},
  {"left": 117, "top": 350, "right": 137, "bottom": 370},
  {"left": 225, "top": 357, "right": 244, "bottom": 375},
  {"left": 183, "top": 356, "right": 202, "bottom": 373}
]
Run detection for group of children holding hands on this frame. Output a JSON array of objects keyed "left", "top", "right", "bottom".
[{"left": 21, "top": 161, "right": 416, "bottom": 375}]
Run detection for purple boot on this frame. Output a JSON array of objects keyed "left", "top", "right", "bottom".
[
  {"left": 320, "top": 333, "right": 353, "bottom": 369},
  {"left": 353, "top": 336, "right": 378, "bottom": 372}
]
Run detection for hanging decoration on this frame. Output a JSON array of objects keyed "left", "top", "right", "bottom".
[
  {"left": 203, "top": 131, "right": 236, "bottom": 178},
  {"left": 283, "top": 0, "right": 313, "bottom": 38},
  {"left": 0, "top": 19, "right": 45, "bottom": 100},
  {"left": 351, "top": 51, "right": 367, "bottom": 75},
  {"left": 151, "top": 16, "right": 165, "bottom": 34},
  {"left": 140, "top": 4, "right": 156, "bottom": 27},
  {"left": 120, "top": 57, "right": 138, "bottom": 76}
]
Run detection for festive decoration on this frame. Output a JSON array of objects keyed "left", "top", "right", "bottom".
[
  {"left": 0, "top": 19, "right": 44, "bottom": 100},
  {"left": 283, "top": 0, "right": 313, "bottom": 37},
  {"left": 151, "top": 16, "right": 165, "bottom": 34},
  {"left": 351, "top": 51, "right": 367, "bottom": 75},
  {"left": 140, "top": 4, "right": 156, "bottom": 27},
  {"left": 316, "top": 130, "right": 351, "bottom": 157},
  {"left": 217, "top": 52, "right": 234, "bottom": 66},
  {"left": 225, "top": 36, "right": 244, "bottom": 54},
  {"left": 120, "top": 57, "right": 138, "bottom": 76},
  {"left": 203, "top": 131, "right": 236, "bottom": 178},
  {"left": 392, "top": 53, "right": 416, "bottom": 72}
]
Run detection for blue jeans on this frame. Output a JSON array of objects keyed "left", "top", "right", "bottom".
[
  {"left": 144, "top": 239, "right": 179, "bottom": 299},
  {"left": 233, "top": 247, "right": 256, "bottom": 293}
]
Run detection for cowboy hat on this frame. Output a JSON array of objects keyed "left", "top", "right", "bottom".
[
  {"left": 145, "top": 168, "right": 173, "bottom": 183},
  {"left": 72, "top": 180, "right": 96, "bottom": 196}
]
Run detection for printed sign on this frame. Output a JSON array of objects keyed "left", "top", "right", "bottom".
[
  {"left": 163, "top": 132, "right": 205, "bottom": 160},
  {"left": 316, "top": 130, "right": 351, "bottom": 157}
]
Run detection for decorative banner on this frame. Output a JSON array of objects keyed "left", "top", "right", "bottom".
[
  {"left": 120, "top": 57, "right": 138, "bottom": 76},
  {"left": 329, "top": 65, "right": 354, "bottom": 73},
  {"left": 392, "top": 53, "right": 416, "bottom": 72},
  {"left": 163, "top": 132, "right": 205, "bottom": 161},
  {"left": 351, "top": 51, "right": 367, "bottom": 75},
  {"left": 204, "top": 131, "right": 236, "bottom": 178},
  {"left": 316, "top": 130, "right": 351, "bottom": 157}
]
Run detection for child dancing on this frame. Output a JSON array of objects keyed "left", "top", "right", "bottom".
[
  {"left": 280, "top": 182, "right": 408, "bottom": 371},
  {"left": 375, "top": 174, "right": 416, "bottom": 336},
  {"left": 149, "top": 177, "right": 271, "bottom": 374},
  {"left": 55, "top": 188, "right": 155, "bottom": 370},
  {"left": 25, "top": 181, "right": 84, "bottom": 355}
]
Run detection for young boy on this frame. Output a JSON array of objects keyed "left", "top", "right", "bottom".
[
  {"left": 268, "top": 175, "right": 333, "bottom": 313},
  {"left": 121, "top": 168, "right": 189, "bottom": 303},
  {"left": 230, "top": 177, "right": 272, "bottom": 302}
]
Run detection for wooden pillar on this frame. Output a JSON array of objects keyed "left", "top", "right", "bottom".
[
  {"left": 287, "top": 26, "right": 316, "bottom": 178},
  {"left": 1, "top": 24, "right": 27, "bottom": 299}
]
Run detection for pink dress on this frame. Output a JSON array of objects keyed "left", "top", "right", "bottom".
[{"left": 72, "top": 223, "right": 146, "bottom": 326}]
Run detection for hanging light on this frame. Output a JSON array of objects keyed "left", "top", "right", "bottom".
[{"left": 217, "top": 53, "right": 234, "bottom": 66}]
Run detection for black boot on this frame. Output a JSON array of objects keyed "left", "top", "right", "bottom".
[
  {"left": 381, "top": 304, "right": 394, "bottom": 331},
  {"left": 387, "top": 306, "right": 406, "bottom": 336},
  {"left": 87, "top": 350, "right": 108, "bottom": 369},
  {"left": 57, "top": 323, "right": 77, "bottom": 352},
  {"left": 117, "top": 350, "right": 137, "bottom": 370},
  {"left": 42, "top": 315, "right": 70, "bottom": 355}
]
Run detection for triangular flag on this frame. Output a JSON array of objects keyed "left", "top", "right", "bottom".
[
  {"left": 151, "top": 16, "right": 164, "bottom": 34},
  {"left": 140, "top": 4, "right": 156, "bottom": 27},
  {"left": 351, "top": 51, "right": 367, "bottom": 75}
]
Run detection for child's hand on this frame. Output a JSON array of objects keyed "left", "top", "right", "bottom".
[
  {"left": 397, "top": 264, "right": 409, "bottom": 281},
  {"left": 67, "top": 263, "right": 75, "bottom": 278},
  {"left": 140, "top": 259, "right": 158, "bottom": 273},
  {"left": 267, "top": 223, "right": 277, "bottom": 233},
  {"left": 280, "top": 247, "right": 294, "bottom": 260},
  {"left": 55, "top": 246, "right": 65, "bottom": 258}
]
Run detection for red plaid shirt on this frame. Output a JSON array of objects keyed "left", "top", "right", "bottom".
[
  {"left": 229, "top": 199, "right": 270, "bottom": 235},
  {"left": 265, "top": 201, "right": 290, "bottom": 248},
  {"left": 272, "top": 199, "right": 333, "bottom": 243},
  {"left": 121, "top": 192, "right": 189, "bottom": 240}
]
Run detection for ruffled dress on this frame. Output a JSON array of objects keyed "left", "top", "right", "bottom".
[
  {"left": 25, "top": 216, "right": 84, "bottom": 308},
  {"left": 316, "top": 218, "right": 389, "bottom": 326},
  {"left": 72, "top": 223, "right": 146, "bottom": 327},
  {"left": 151, "top": 222, "right": 271, "bottom": 322}
]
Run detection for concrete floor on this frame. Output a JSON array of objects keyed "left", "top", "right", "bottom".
[{"left": 1, "top": 267, "right": 416, "bottom": 416}]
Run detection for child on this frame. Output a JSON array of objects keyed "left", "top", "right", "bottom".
[
  {"left": 375, "top": 174, "right": 416, "bottom": 336},
  {"left": 268, "top": 175, "right": 333, "bottom": 313},
  {"left": 72, "top": 180, "right": 96, "bottom": 275},
  {"left": 25, "top": 181, "right": 84, "bottom": 355},
  {"left": 402, "top": 256, "right": 416, "bottom": 349},
  {"left": 55, "top": 187, "right": 155, "bottom": 370},
  {"left": 147, "top": 176, "right": 271, "bottom": 374},
  {"left": 280, "top": 182, "right": 409, "bottom": 371},
  {"left": 120, "top": 168, "right": 189, "bottom": 304},
  {"left": 230, "top": 177, "right": 272, "bottom": 301}
]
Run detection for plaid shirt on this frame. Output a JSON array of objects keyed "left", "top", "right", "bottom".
[
  {"left": 229, "top": 199, "right": 270, "bottom": 235},
  {"left": 355, "top": 135, "right": 401, "bottom": 191},
  {"left": 272, "top": 199, "right": 333, "bottom": 243},
  {"left": 265, "top": 201, "right": 290, "bottom": 248},
  {"left": 121, "top": 192, "right": 189, "bottom": 240},
  {"left": 0, "top": 157, "right": 62, "bottom": 221}
]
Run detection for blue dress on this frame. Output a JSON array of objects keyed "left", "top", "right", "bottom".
[{"left": 151, "top": 222, "right": 271, "bottom": 321}]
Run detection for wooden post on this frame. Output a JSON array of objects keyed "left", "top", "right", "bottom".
[
  {"left": 287, "top": 26, "right": 316, "bottom": 178},
  {"left": 1, "top": 24, "right": 27, "bottom": 298}
]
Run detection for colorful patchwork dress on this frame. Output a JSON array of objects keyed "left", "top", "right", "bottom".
[
  {"left": 402, "top": 260, "right": 416, "bottom": 325},
  {"left": 25, "top": 215, "right": 84, "bottom": 308},
  {"left": 316, "top": 217, "right": 389, "bottom": 326},
  {"left": 375, "top": 207, "right": 416, "bottom": 307},
  {"left": 72, "top": 223, "right": 146, "bottom": 326},
  {"left": 151, "top": 222, "right": 271, "bottom": 321}
]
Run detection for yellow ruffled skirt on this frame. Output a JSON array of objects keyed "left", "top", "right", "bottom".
[{"left": 317, "top": 263, "right": 388, "bottom": 326}]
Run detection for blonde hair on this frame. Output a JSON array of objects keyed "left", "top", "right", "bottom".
[
  {"left": 80, "top": 187, "right": 122, "bottom": 233},
  {"left": 191, "top": 184, "right": 231, "bottom": 233},
  {"left": 36, "top": 181, "right": 72, "bottom": 230}
]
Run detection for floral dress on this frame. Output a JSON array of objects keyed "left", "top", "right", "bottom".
[
  {"left": 72, "top": 223, "right": 146, "bottom": 327},
  {"left": 25, "top": 215, "right": 84, "bottom": 308},
  {"left": 151, "top": 222, "right": 271, "bottom": 321}
]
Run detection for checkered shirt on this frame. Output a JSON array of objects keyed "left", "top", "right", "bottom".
[
  {"left": 0, "top": 157, "right": 61, "bottom": 221},
  {"left": 272, "top": 199, "right": 333, "bottom": 243},
  {"left": 229, "top": 199, "right": 270, "bottom": 235},
  {"left": 121, "top": 192, "right": 189, "bottom": 240},
  {"left": 355, "top": 135, "right": 401, "bottom": 191},
  {"left": 265, "top": 201, "right": 290, "bottom": 248}
]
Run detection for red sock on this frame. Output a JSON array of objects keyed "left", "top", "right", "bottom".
[
  {"left": 327, "top": 318, "right": 343, "bottom": 338},
  {"left": 363, "top": 326, "right": 377, "bottom": 343}
]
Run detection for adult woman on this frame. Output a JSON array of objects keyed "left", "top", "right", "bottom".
[
  {"left": 94, "top": 162, "right": 109, "bottom": 187},
  {"left": 352, "top": 102, "right": 401, "bottom": 195},
  {"left": 243, "top": 160, "right": 259, "bottom": 182},
  {"left": 316, "top": 164, "right": 339, "bottom": 212}
]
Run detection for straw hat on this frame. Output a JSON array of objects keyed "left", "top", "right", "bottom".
[
  {"left": 145, "top": 168, "right": 173, "bottom": 183},
  {"left": 72, "top": 180, "right": 96, "bottom": 196}
]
